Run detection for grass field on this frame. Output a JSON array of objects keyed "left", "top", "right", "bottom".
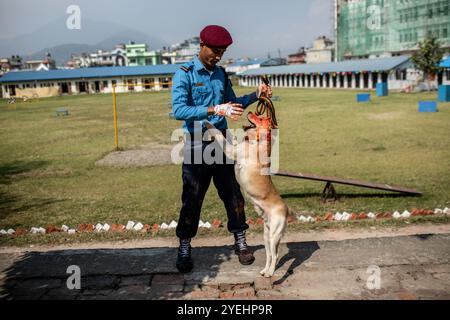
[{"left": 0, "top": 88, "right": 449, "bottom": 234}]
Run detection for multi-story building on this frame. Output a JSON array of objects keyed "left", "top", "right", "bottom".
[
  {"left": 171, "top": 37, "right": 201, "bottom": 64},
  {"left": 67, "top": 53, "right": 91, "bottom": 69},
  {"left": 126, "top": 42, "right": 161, "bottom": 66},
  {"left": 89, "top": 50, "right": 114, "bottom": 67},
  {"left": 306, "top": 36, "right": 335, "bottom": 63},
  {"left": 1, "top": 55, "right": 23, "bottom": 74},
  {"left": 288, "top": 47, "right": 307, "bottom": 64},
  {"left": 335, "top": 0, "right": 450, "bottom": 61},
  {"left": 161, "top": 51, "right": 177, "bottom": 64},
  {"left": 111, "top": 44, "right": 127, "bottom": 67},
  {"left": 67, "top": 45, "right": 127, "bottom": 69},
  {"left": 25, "top": 53, "right": 57, "bottom": 71}
]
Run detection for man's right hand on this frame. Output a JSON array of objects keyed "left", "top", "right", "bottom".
[{"left": 213, "top": 103, "right": 244, "bottom": 121}]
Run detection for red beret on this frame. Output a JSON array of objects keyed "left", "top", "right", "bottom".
[{"left": 200, "top": 25, "right": 233, "bottom": 48}]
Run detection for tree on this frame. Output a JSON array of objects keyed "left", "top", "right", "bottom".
[{"left": 411, "top": 36, "right": 443, "bottom": 91}]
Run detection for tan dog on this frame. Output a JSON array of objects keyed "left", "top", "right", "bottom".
[{"left": 206, "top": 112, "right": 288, "bottom": 277}]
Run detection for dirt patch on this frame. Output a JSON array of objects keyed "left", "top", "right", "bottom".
[
  {"left": 368, "top": 112, "right": 402, "bottom": 120},
  {"left": 95, "top": 143, "right": 176, "bottom": 167}
]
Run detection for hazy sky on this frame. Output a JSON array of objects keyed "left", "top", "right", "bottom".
[{"left": 0, "top": 0, "right": 333, "bottom": 59}]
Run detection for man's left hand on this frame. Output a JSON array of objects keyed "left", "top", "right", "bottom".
[{"left": 257, "top": 83, "right": 273, "bottom": 99}]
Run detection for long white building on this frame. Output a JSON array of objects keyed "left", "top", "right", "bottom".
[{"left": 238, "top": 55, "right": 431, "bottom": 91}]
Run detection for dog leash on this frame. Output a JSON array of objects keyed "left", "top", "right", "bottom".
[
  {"left": 255, "top": 75, "right": 278, "bottom": 129},
  {"left": 244, "top": 75, "right": 278, "bottom": 146}
]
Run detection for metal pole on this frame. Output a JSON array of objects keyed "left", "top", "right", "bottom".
[{"left": 113, "top": 84, "right": 119, "bottom": 150}]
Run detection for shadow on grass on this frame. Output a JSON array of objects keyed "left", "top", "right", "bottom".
[
  {"left": 0, "top": 161, "right": 65, "bottom": 221},
  {"left": 0, "top": 161, "right": 49, "bottom": 185}
]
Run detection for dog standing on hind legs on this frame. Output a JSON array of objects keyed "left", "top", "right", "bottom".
[{"left": 206, "top": 112, "right": 288, "bottom": 277}]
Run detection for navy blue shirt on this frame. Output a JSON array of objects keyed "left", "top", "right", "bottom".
[{"left": 172, "top": 56, "right": 258, "bottom": 133}]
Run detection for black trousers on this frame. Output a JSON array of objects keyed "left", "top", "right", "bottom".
[{"left": 176, "top": 140, "right": 249, "bottom": 239}]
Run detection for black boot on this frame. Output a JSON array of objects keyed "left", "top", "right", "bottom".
[
  {"left": 176, "top": 238, "right": 193, "bottom": 273},
  {"left": 234, "top": 231, "right": 255, "bottom": 265}
]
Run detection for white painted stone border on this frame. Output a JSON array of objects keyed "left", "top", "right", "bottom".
[{"left": 1, "top": 208, "right": 449, "bottom": 237}]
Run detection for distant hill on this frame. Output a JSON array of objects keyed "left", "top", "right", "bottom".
[
  {"left": 24, "top": 44, "right": 106, "bottom": 66},
  {"left": 96, "top": 29, "right": 167, "bottom": 51},
  {"left": 0, "top": 17, "right": 168, "bottom": 65}
]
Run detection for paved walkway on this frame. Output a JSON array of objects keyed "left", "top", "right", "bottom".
[{"left": 1, "top": 225, "right": 450, "bottom": 300}]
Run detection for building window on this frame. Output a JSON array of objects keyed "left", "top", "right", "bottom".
[
  {"left": 112, "top": 80, "right": 117, "bottom": 86},
  {"left": 159, "top": 77, "right": 171, "bottom": 89},
  {"left": 103, "top": 81, "right": 108, "bottom": 88},
  {"left": 443, "top": 28, "right": 448, "bottom": 38},
  {"left": 143, "top": 78, "right": 155, "bottom": 90}
]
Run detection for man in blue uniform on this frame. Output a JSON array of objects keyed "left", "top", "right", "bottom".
[{"left": 172, "top": 25, "right": 272, "bottom": 273}]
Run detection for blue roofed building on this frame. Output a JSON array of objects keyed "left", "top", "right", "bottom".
[
  {"left": 0, "top": 64, "right": 179, "bottom": 99},
  {"left": 238, "top": 55, "right": 422, "bottom": 91}
]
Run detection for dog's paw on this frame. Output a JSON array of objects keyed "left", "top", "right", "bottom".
[
  {"left": 260, "top": 268, "right": 268, "bottom": 276},
  {"left": 264, "top": 268, "right": 275, "bottom": 278}
]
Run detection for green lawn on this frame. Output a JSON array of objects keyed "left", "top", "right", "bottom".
[{"left": 0, "top": 88, "right": 449, "bottom": 233}]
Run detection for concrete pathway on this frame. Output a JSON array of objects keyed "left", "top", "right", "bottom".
[{"left": 1, "top": 225, "right": 449, "bottom": 300}]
